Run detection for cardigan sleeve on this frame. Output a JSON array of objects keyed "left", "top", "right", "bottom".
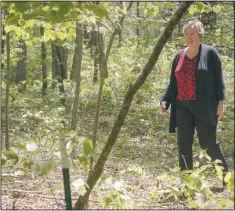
[
  {"left": 212, "top": 48, "right": 225, "bottom": 101},
  {"left": 160, "top": 55, "right": 178, "bottom": 110}
]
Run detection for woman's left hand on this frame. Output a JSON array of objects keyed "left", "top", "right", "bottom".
[{"left": 217, "top": 101, "right": 224, "bottom": 120}]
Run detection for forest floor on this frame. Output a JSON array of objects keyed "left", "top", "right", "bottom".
[
  {"left": 2, "top": 104, "right": 234, "bottom": 209},
  {"left": 1, "top": 53, "right": 234, "bottom": 209}
]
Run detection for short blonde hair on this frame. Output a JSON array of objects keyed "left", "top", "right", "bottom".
[{"left": 182, "top": 19, "right": 205, "bottom": 39}]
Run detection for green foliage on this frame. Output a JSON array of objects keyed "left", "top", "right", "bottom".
[
  {"left": 36, "top": 161, "right": 55, "bottom": 176},
  {"left": 151, "top": 151, "right": 234, "bottom": 209},
  {"left": 98, "top": 176, "right": 134, "bottom": 209}
]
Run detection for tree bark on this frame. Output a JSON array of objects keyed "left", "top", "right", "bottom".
[
  {"left": 5, "top": 32, "right": 10, "bottom": 150},
  {"left": 90, "top": 31, "right": 107, "bottom": 169},
  {"left": 61, "top": 46, "right": 68, "bottom": 79},
  {"left": 55, "top": 45, "right": 65, "bottom": 94},
  {"left": 89, "top": 27, "right": 99, "bottom": 83},
  {"left": 51, "top": 42, "right": 56, "bottom": 89},
  {"left": 71, "top": 22, "right": 83, "bottom": 130},
  {"left": 16, "top": 40, "right": 27, "bottom": 84},
  {"left": 1, "top": 23, "right": 6, "bottom": 69},
  {"left": 136, "top": 1, "right": 140, "bottom": 46},
  {"left": 106, "top": 2, "right": 133, "bottom": 62},
  {"left": 52, "top": 41, "right": 63, "bottom": 92},
  {"left": 71, "top": 23, "right": 84, "bottom": 82},
  {"left": 74, "top": 2, "right": 193, "bottom": 209},
  {"left": 40, "top": 25, "right": 47, "bottom": 95}
]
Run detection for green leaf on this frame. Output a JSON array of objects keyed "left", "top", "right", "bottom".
[
  {"left": 1, "top": 156, "right": 7, "bottom": 166},
  {"left": 224, "top": 172, "right": 234, "bottom": 190},
  {"left": 188, "top": 6, "right": 196, "bottom": 15},
  {"left": 72, "top": 179, "right": 87, "bottom": 196},
  {"left": 196, "top": 2, "right": 204, "bottom": 12},
  {"left": 16, "top": 143, "right": 26, "bottom": 150},
  {"left": 82, "top": 139, "right": 95, "bottom": 157},
  {"left": 36, "top": 161, "right": 54, "bottom": 175},
  {"left": 5, "top": 150, "right": 18, "bottom": 160},
  {"left": 93, "top": 4, "right": 109, "bottom": 18},
  {"left": 78, "top": 155, "right": 89, "bottom": 165},
  {"left": 5, "top": 25, "right": 18, "bottom": 33},
  {"left": 52, "top": 182, "right": 64, "bottom": 194},
  {"left": 224, "top": 172, "right": 232, "bottom": 183},
  {"left": 215, "top": 165, "right": 223, "bottom": 180},
  {"left": 55, "top": 31, "right": 67, "bottom": 41},
  {"left": 42, "top": 5, "right": 50, "bottom": 12}
]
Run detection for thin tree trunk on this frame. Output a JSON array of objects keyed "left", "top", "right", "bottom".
[
  {"left": 40, "top": 25, "right": 47, "bottom": 95},
  {"left": 61, "top": 46, "right": 68, "bottom": 79},
  {"left": 89, "top": 28, "right": 99, "bottom": 83},
  {"left": 90, "top": 31, "right": 107, "bottom": 169},
  {"left": 51, "top": 42, "right": 56, "bottom": 89},
  {"left": 16, "top": 40, "right": 27, "bottom": 84},
  {"left": 71, "top": 23, "right": 84, "bottom": 82},
  {"left": 71, "top": 22, "right": 83, "bottom": 130},
  {"left": 136, "top": 1, "right": 140, "bottom": 46},
  {"left": 106, "top": 2, "right": 133, "bottom": 62},
  {"left": 52, "top": 42, "right": 62, "bottom": 90},
  {"left": 74, "top": 2, "right": 193, "bottom": 209},
  {"left": 55, "top": 45, "right": 65, "bottom": 94},
  {"left": 5, "top": 32, "right": 10, "bottom": 150},
  {"left": 1, "top": 24, "right": 6, "bottom": 69}
]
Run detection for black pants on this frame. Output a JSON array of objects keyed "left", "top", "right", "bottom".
[{"left": 176, "top": 100, "right": 228, "bottom": 172}]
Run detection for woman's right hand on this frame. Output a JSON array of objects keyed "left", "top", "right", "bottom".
[{"left": 160, "top": 103, "right": 169, "bottom": 114}]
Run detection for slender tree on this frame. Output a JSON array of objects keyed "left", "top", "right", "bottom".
[
  {"left": 5, "top": 32, "right": 10, "bottom": 150},
  {"left": 16, "top": 40, "right": 27, "bottom": 84},
  {"left": 1, "top": 23, "right": 6, "bottom": 69},
  {"left": 90, "top": 31, "right": 107, "bottom": 169},
  {"left": 74, "top": 2, "right": 194, "bottom": 209},
  {"left": 40, "top": 25, "right": 47, "bottom": 95},
  {"left": 51, "top": 42, "right": 56, "bottom": 89},
  {"left": 136, "top": 1, "right": 140, "bottom": 46},
  {"left": 71, "top": 22, "right": 83, "bottom": 130},
  {"left": 55, "top": 44, "right": 65, "bottom": 94}
]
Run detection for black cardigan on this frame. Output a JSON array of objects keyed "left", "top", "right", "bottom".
[{"left": 161, "top": 44, "right": 225, "bottom": 133}]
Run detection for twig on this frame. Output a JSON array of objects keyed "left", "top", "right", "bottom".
[
  {"left": 2, "top": 187, "right": 98, "bottom": 203},
  {"left": 99, "top": 21, "right": 112, "bottom": 33},
  {"left": 2, "top": 188, "right": 42, "bottom": 194}
]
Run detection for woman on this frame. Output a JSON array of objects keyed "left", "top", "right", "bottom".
[{"left": 160, "top": 19, "right": 228, "bottom": 185}]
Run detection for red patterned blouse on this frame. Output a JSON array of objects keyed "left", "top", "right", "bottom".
[{"left": 175, "top": 53, "right": 197, "bottom": 100}]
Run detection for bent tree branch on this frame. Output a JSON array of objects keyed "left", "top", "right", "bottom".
[{"left": 74, "top": 2, "right": 194, "bottom": 209}]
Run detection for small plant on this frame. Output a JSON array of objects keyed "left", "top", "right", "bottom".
[{"left": 150, "top": 150, "right": 232, "bottom": 209}]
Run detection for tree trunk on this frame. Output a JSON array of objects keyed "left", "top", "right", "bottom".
[
  {"left": 74, "top": 2, "right": 193, "bottom": 209},
  {"left": 106, "top": 2, "right": 134, "bottom": 62},
  {"left": 136, "top": 1, "right": 140, "bottom": 46},
  {"left": 71, "top": 22, "right": 83, "bottom": 130},
  {"left": 71, "top": 23, "right": 85, "bottom": 82},
  {"left": 89, "top": 28, "right": 99, "bottom": 83},
  {"left": 1, "top": 24, "right": 6, "bottom": 69},
  {"left": 51, "top": 42, "right": 56, "bottom": 89},
  {"left": 90, "top": 31, "right": 107, "bottom": 169},
  {"left": 5, "top": 32, "right": 10, "bottom": 150},
  {"left": 61, "top": 46, "right": 68, "bottom": 79},
  {"left": 52, "top": 42, "right": 62, "bottom": 91},
  {"left": 40, "top": 25, "right": 47, "bottom": 95},
  {"left": 55, "top": 45, "right": 65, "bottom": 94},
  {"left": 16, "top": 40, "right": 27, "bottom": 84}
]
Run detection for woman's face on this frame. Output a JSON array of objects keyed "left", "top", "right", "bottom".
[{"left": 183, "top": 25, "right": 201, "bottom": 48}]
